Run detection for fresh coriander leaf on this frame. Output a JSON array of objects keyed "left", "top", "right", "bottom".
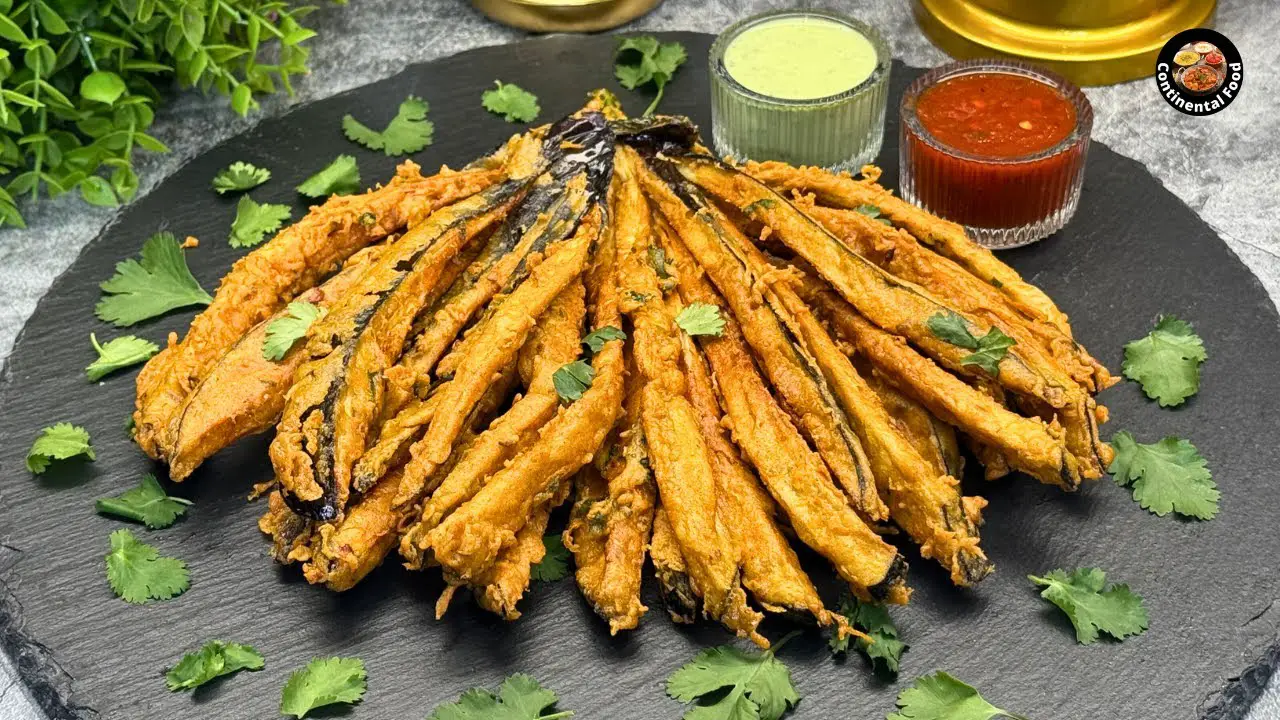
[
  {"left": 296, "top": 155, "right": 361, "bottom": 198},
  {"left": 482, "top": 81, "right": 541, "bottom": 123},
  {"left": 854, "top": 204, "right": 893, "bottom": 226},
  {"left": 615, "top": 36, "right": 688, "bottom": 115},
  {"left": 530, "top": 535, "right": 570, "bottom": 582},
  {"left": 105, "top": 528, "right": 189, "bottom": 604},
  {"left": 553, "top": 360, "right": 595, "bottom": 402},
  {"left": 263, "top": 302, "right": 324, "bottom": 361},
  {"left": 830, "top": 595, "right": 907, "bottom": 675},
  {"left": 666, "top": 637, "right": 799, "bottom": 720},
  {"left": 96, "top": 474, "right": 192, "bottom": 529},
  {"left": 582, "top": 326, "right": 626, "bottom": 354},
  {"left": 165, "top": 640, "right": 264, "bottom": 691},
  {"left": 27, "top": 423, "right": 94, "bottom": 474},
  {"left": 926, "top": 312, "right": 1015, "bottom": 376},
  {"left": 1122, "top": 315, "right": 1206, "bottom": 407},
  {"left": 675, "top": 302, "right": 725, "bottom": 337},
  {"left": 888, "top": 671, "right": 1027, "bottom": 720},
  {"left": 740, "top": 198, "right": 778, "bottom": 215},
  {"left": 229, "top": 194, "right": 291, "bottom": 248},
  {"left": 1109, "top": 431, "right": 1219, "bottom": 519},
  {"left": 427, "top": 673, "right": 572, "bottom": 720},
  {"left": 86, "top": 333, "right": 158, "bottom": 381},
  {"left": 96, "top": 232, "right": 213, "bottom": 326},
  {"left": 212, "top": 161, "right": 271, "bottom": 194},
  {"left": 343, "top": 96, "right": 434, "bottom": 156},
  {"left": 280, "top": 657, "right": 367, "bottom": 718},
  {"left": 1028, "top": 568, "right": 1149, "bottom": 644}
]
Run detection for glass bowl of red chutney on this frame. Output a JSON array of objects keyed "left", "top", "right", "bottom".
[{"left": 899, "top": 59, "right": 1092, "bottom": 249}]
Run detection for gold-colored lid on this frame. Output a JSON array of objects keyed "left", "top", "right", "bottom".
[
  {"left": 913, "top": 0, "right": 1217, "bottom": 86},
  {"left": 472, "top": 0, "right": 662, "bottom": 33}
]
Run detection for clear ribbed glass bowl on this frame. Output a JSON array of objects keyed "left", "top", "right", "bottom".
[
  {"left": 709, "top": 10, "right": 891, "bottom": 171},
  {"left": 899, "top": 59, "right": 1093, "bottom": 249}
]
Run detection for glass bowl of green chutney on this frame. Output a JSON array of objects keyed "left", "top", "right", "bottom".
[{"left": 709, "top": 9, "right": 891, "bottom": 170}]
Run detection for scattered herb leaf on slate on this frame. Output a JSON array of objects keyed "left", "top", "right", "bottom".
[
  {"left": 614, "top": 36, "right": 688, "bottom": 115},
  {"left": 1109, "top": 431, "right": 1219, "bottom": 519},
  {"left": 676, "top": 303, "right": 725, "bottom": 337},
  {"left": 166, "top": 640, "right": 264, "bottom": 691},
  {"left": 86, "top": 333, "right": 158, "bottom": 381},
  {"left": 1122, "top": 315, "right": 1206, "bottom": 407},
  {"left": 666, "top": 635, "right": 800, "bottom": 720},
  {"left": 426, "top": 673, "right": 572, "bottom": 720},
  {"left": 96, "top": 474, "right": 192, "bottom": 529},
  {"left": 1028, "top": 567, "right": 1149, "bottom": 644},
  {"left": 582, "top": 326, "right": 626, "bottom": 354},
  {"left": 926, "top": 312, "right": 1015, "bottom": 376},
  {"left": 280, "top": 657, "right": 367, "bottom": 719},
  {"left": 212, "top": 161, "right": 271, "bottom": 194},
  {"left": 530, "top": 535, "right": 571, "bottom": 583},
  {"left": 343, "top": 96, "right": 434, "bottom": 155},
  {"left": 96, "top": 232, "right": 213, "bottom": 326},
  {"left": 105, "top": 529, "right": 189, "bottom": 604},
  {"left": 27, "top": 423, "right": 94, "bottom": 474},
  {"left": 296, "top": 155, "right": 361, "bottom": 198},
  {"left": 888, "top": 671, "right": 1028, "bottom": 720},
  {"left": 553, "top": 360, "right": 596, "bottom": 402},
  {"left": 482, "top": 81, "right": 541, "bottom": 123},
  {"left": 263, "top": 302, "right": 324, "bottom": 361},
  {"left": 229, "top": 194, "right": 291, "bottom": 248},
  {"left": 831, "top": 595, "right": 907, "bottom": 675}
]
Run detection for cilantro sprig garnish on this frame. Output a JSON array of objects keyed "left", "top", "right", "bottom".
[
  {"left": 280, "top": 657, "right": 367, "bottom": 718},
  {"left": 96, "top": 232, "right": 212, "bottom": 327},
  {"left": 166, "top": 640, "right": 264, "bottom": 692},
  {"left": 212, "top": 161, "right": 271, "bottom": 195},
  {"left": 105, "top": 528, "right": 189, "bottom": 604},
  {"left": 582, "top": 326, "right": 625, "bottom": 354},
  {"left": 1122, "top": 315, "right": 1206, "bottom": 407},
  {"left": 615, "top": 36, "right": 687, "bottom": 116},
  {"left": 927, "top": 312, "right": 1016, "bottom": 377},
  {"left": 230, "top": 194, "right": 291, "bottom": 248},
  {"left": 675, "top": 302, "right": 725, "bottom": 337},
  {"left": 889, "top": 671, "right": 1028, "bottom": 720},
  {"left": 96, "top": 474, "right": 192, "bottom": 529},
  {"left": 553, "top": 360, "right": 595, "bottom": 403},
  {"left": 263, "top": 302, "right": 324, "bottom": 361},
  {"left": 427, "top": 673, "right": 573, "bottom": 720},
  {"left": 482, "top": 81, "right": 541, "bottom": 123},
  {"left": 86, "top": 333, "right": 158, "bottom": 381},
  {"left": 854, "top": 204, "right": 893, "bottom": 226},
  {"left": 666, "top": 634, "right": 800, "bottom": 720},
  {"left": 297, "top": 155, "right": 361, "bottom": 198},
  {"left": 1028, "top": 567, "right": 1149, "bottom": 644},
  {"left": 830, "top": 595, "right": 907, "bottom": 675},
  {"left": 530, "top": 535, "right": 571, "bottom": 582},
  {"left": 1109, "top": 431, "right": 1219, "bottom": 519},
  {"left": 27, "top": 423, "right": 94, "bottom": 474},
  {"left": 343, "top": 96, "right": 434, "bottom": 156}
]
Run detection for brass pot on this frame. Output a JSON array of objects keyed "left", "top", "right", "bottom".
[
  {"left": 913, "top": 0, "right": 1217, "bottom": 85},
  {"left": 472, "top": 0, "right": 662, "bottom": 32}
]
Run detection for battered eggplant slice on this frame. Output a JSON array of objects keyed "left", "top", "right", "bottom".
[
  {"left": 469, "top": 478, "right": 572, "bottom": 620},
  {"left": 650, "top": 505, "right": 700, "bottom": 624},
  {"left": 864, "top": 369, "right": 965, "bottom": 481},
  {"left": 652, "top": 221, "right": 909, "bottom": 604},
  {"left": 676, "top": 323, "right": 855, "bottom": 631},
  {"left": 134, "top": 161, "right": 503, "bottom": 461},
  {"left": 399, "top": 279, "right": 587, "bottom": 568},
  {"left": 742, "top": 161, "right": 1082, "bottom": 344},
  {"left": 420, "top": 198, "right": 624, "bottom": 592},
  {"left": 636, "top": 157, "right": 886, "bottom": 521},
  {"left": 564, "top": 465, "right": 612, "bottom": 615},
  {"left": 673, "top": 156, "right": 1110, "bottom": 478},
  {"left": 167, "top": 244, "right": 388, "bottom": 481}
]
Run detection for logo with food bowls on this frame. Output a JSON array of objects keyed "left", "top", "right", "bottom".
[{"left": 1155, "top": 29, "right": 1242, "bottom": 116}]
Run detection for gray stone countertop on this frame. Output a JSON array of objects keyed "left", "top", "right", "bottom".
[{"left": 1, "top": 1, "right": 1278, "bottom": 718}]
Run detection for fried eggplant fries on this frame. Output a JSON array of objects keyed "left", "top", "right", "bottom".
[{"left": 140, "top": 96, "right": 1116, "bottom": 650}]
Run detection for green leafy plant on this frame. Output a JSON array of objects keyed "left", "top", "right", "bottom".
[
  {"left": 104, "top": 527, "right": 189, "bottom": 603},
  {"left": 675, "top": 302, "right": 725, "bottom": 337},
  {"left": 165, "top": 640, "right": 264, "bottom": 691},
  {"left": 481, "top": 80, "right": 539, "bottom": 123},
  {"left": 665, "top": 635, "right": 800, "bottom": 720},
  {"left": 280, "top": 657, "right": 366, "bottom": 718},
  {"left": 0, "top": 0, "right": 341, "bottom": 227},
  {"left": 530, "top": 535, "right": 570, "bottom": 582},
  {"left": 1122, "top": 314, "right": 1206, "bottom": 407},
  {"left": 427, "top": 674, "right": 573, "bottom": 720},
  {"left": 1028, "top": 568, "right": 1149, "bottom": 644},
  {"left": 26, "top": 421, "right": 93, "bottom": 472},
  {"left": 927, "top": 312, "right": 1016, "bottom": 377},
  {"left": 85, "top": 332, "right": 157, "bottom": 380},
  {"left": 1109, "top": 431, "right": 1219, "bottom": 519},
  {"left": 552, "top": 359, "right": 594, "bottom": 402},
  {"left": 831, "top": 594, "right": 908, "bottom": 675},
  {"left": 96, "top": 473, "right": 191, "bottom": 528},
  {"left": 262, "top": 300, "right": 321, "bottom": 360},
  {"left": 888, "top": 671, "right": 1028, "bottom": 720}
]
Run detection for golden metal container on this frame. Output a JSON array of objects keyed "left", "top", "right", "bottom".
[
  {"left": 472, "top": 0, "right": 662, "bottom": 32},
  {"left": 913, "top": 0, "right": 1217, "bottom": 85}
]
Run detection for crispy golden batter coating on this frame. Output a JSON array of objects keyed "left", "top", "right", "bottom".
[
  {"left": 564, "top": 465, "right": 612, "bottom": 613},
  {"left": 865, "top": 370, "right": 964, "bottom": 480},
  {"left": 649, "top": 505, "right": 699, "bottom": 624},
  {"left": 134, "top": 162, "right": 502, "bottom": 460},
  {"left": 471, "top": 479, "right": 571, "bottom": 620}
]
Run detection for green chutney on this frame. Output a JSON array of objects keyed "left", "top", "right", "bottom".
[{"left": 723, "top": 16, "right": 878, "bottom": 100}]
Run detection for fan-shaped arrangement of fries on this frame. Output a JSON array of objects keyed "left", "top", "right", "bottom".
[{"left": 131, "top": 91, "right": 1116, "bottom": 647}]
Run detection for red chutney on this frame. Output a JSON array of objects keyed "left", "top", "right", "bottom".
[{"left": 901, "top": 68, "right": 1090, "bottom": 234}]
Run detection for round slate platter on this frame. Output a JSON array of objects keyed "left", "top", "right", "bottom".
[{"left": 1, "top": 32, "right": 1278, "bottom": 720}]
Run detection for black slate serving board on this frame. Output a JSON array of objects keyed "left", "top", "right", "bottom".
[{"left": 2, "top": 32, "right": 1278, "bottom": 720}]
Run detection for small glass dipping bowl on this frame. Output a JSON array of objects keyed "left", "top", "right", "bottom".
[
  {"left": 709, "top": 10, "right": 891, "bottom": 170},
  {"left": 899, "top": 59, "right": 1092, "bottom": 249}
]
